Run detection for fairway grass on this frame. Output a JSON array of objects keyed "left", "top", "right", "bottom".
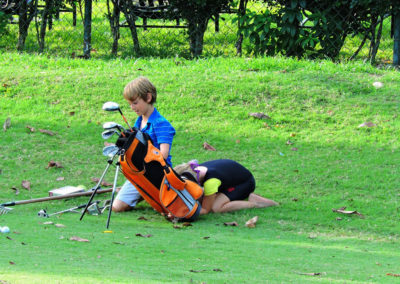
[{"left": 0, "top": 52, "right": 399, "bottom": 283}]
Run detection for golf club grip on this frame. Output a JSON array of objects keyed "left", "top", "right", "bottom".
[{"left": 1, "top": 188, "right": 116, "bottom": 206}]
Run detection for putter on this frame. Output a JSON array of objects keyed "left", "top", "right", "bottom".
[
  {"left": 102, "top": 129, "right": 118, "bottom": 140},
  {"left": 102, "top": 102, "right": 133, "bottom": 131},
  {"left": 38, "top": 202, "right": 98, "bottom": 218}
]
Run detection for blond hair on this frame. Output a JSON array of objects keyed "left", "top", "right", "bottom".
[
  {"left": 123, "top": 76, "right": 157, "bottom": 104},
  {"left": 174, "top": 161, "right": 197, "bottom": 181}
]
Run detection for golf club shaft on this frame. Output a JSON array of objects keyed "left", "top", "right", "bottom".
[
  {"left": 1, "top": 188, "right": 114, "bottom": 207},
  {"left": 118, "top": 109, "right": 133, "bottom": 131},
  {"left": 106, "top": 164, "right": 120, "bottom": 229},
  {"left": 80, "top": 161, "right": 112, "bottom": 221}
]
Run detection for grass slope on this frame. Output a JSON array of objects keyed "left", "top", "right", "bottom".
[{"left": 0, "top": 52, "right": 399, "bottom": 283}]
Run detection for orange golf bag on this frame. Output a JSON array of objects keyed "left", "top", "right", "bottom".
[{"left": 116, "top": 129, "right": 203, "bottom": 221}]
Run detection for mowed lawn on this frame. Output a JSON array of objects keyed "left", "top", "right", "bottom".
[{"left": 0, "top": 52, "right": 399, "bottom": 283}]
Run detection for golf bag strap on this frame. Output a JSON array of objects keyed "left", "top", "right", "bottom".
[
  {"left": 143, "top": 141, "right": 186, "bottom": 190},
  {"left": 144, "top": 141, "right": 167, "bottom": 167}
]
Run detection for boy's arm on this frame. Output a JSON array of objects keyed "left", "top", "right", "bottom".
[{"left": 159, "top": 143, "right": 170, "bottom": 160}]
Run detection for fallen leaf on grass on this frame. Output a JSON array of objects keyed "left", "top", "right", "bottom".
[
  {"left": 112, "top": 241, "right": 125, "bottom": 245},
  {"left": 91, "top": 177, "right": 112, "bottom": 187},
  {"left": 69, "top": 236, "right": 89, "bottom": 242},
  {"left": 223, "top": 221, "right": 238, "bottom": 226},
  {"left": 50, "top": 100, "right": 60, "bottom": 105},
  {"left": 3, "top": 117, "right": 11, "bottom": 132},
  {"left": 245, "top": 216, "right": 258, "bottom": 228},
  {"left": 358, "top": 122, "right": 376, "bottom": 128},
  {"left": 249, "top": 112, "right": 271, "bottom": 120},
  {"left": 286, "top": 140, "right": 294, "bottom": 145},
  {"left": 26, "top": 125, "right": 35, "bottom": 132},
  {"left": 189, "top": 269, "right": 207, "bottom": 273},
  {"left": 387, "top": 273, "right": 400, "bottom": 277},
  {"left": 69, "top": 112, "right": 75, "bottom": 116},
  {"left": 6, "top": 236, "right": 13, "bottom": 240},
  {"left": 203, "top": 236, "right": 210, "bottom": 239},
  {"left": 21, "top": 180, "right": 31, "bottom": 191},
  {"left": 11, "top": 186, "right": 19, "bottom": 195},
  {"left": 203, "top": 142, "right": 216, "bottom": 151},
  {"left": 298, "top": 272, "right": 322, "bottom": 276},
  {"left": 291, "top": 147, "right": 298, "bottom": 151},
  {"left": 135, "top": 233, "right": 152, "bottom": 238},
  {"left": 55, "top": 224, "right": 66, "bottom": 228},
  {"left": 332, "top": 207, "right": 365, "bottom": 218},
  {"left": 56, "top": 177, "right": 65, "bottom": 181},
  {"left": 39, "top": 129, "right": 55, "bottom": 136},
  {"left": 9, "top": 261, "right": 15, "bottom": 265},
  {"left": 46, "top": 161, "right": 63, "bottom": 169},
  {"left": 213, "top": 268, "right": 223, "bottom": 272},
  {"left": 137, "top": 216, "right": 148, "bottom": 221}
]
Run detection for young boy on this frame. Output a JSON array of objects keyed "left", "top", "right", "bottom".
[{"left": 112, "top": 76, "right": 175, "bottom": 212}]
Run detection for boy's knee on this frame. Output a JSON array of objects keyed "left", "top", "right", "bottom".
[{"left": 112, "top": 200, "right": 132, "bottom": 212}]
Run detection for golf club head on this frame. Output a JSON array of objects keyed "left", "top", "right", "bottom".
[
  {"left": 102, "top": 145, "right": 119, "bottom": 157},
  {"left": 37, "top": 209, "right": 49, "bottom": 218},
  {"left": 102, "top": 129, "right": 117, "bottom": 140},
  {"left": 102, "top": 102, "right": 120, "bottom": 112},
  {"left": 103, "top": 122, "right": 126, "bottom": 132}
]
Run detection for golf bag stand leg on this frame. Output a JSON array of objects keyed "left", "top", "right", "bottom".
[
  {"left": 80, "top": 159, "right": 113, "bottom": 221},
  {"left": 106, "top": 162, "right": 120, "bottom": 229}
]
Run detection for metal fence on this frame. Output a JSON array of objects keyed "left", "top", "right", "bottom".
[{"left": 0, "top": 0, "right": 398, "bottom": 64}]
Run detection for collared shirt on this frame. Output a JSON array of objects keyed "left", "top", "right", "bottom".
[{"left": 134, "top": 108, "right": 175, "bottom": 166}]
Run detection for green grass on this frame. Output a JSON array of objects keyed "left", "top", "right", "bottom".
[{"left": 0, "top": 52, "right": 400, "bottom": 283}]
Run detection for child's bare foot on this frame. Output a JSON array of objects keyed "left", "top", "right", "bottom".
[{"left": 249, "top": 193, "right": 279, "bottom": 206}]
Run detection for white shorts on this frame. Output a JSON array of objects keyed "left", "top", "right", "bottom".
[{"left": 115, "top": 180, "right": 142, "bottom": 208}]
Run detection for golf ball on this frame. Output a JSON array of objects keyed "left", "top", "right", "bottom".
[
  {"left": 1, "top": 226, "right": 10, "bottom": 233},
  {"left": 372, "top": 81, "right": 383, "bottom": 88}
]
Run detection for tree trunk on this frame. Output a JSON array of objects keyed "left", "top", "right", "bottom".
[
  {"left": 17, "top": 0, "right": 37, "bottom": 51},
  {"left": 107, "top": 0, "right": 120, "bottom": 56},
  {"left": 188, "top": 16, "right": 209, "bottom": 57}
]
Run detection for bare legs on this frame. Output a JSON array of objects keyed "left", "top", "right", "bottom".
[{"left": 211, "top": 193, "right": 278, "bottom": 213}]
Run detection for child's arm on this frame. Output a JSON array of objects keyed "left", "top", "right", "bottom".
[
  {"left": 159, "top": 143, "right": 170, "bottom": 160},
  {"left": 200, "top": 194, "right": 216, "bottom": 215}
]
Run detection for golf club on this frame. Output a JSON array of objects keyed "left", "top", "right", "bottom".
[
  {"left": 102, "top": 129, "right": 118, "bottom": 140},
  {"left": 102, "top": 102, "right": 133, "bottom": 131},
  {"left": 102, "top": 145, "right": 119, "bottom": 158},
  {"left": 103, "top": 121, "right": 126, "bottom": 132}
]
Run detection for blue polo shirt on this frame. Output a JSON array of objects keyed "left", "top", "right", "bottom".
[{"left": 134, "top": 108, "right": 175, "bottom": 166}]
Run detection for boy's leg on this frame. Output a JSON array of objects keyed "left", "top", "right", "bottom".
[{"left": 112, "top": 180, "right": 142, "bottom": 212}]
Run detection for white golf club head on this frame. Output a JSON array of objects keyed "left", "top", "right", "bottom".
[{"left": 102, "top": 102, "right": 120, "bottom": 112}]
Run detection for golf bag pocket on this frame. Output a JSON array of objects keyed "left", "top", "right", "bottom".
[
  {"left": 118, "top": 129, "right": 203, "bottom": 221},
  {"left": 160, "top": 178, "right": 202, "bottom": 221}
]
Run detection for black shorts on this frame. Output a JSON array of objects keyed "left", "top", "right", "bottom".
[{"left": 220, "top": 176, "right": 255, "bottom": 201}]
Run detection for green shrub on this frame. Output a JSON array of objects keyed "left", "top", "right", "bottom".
[{"left": 0, "top": 11, "right": 11, "bottom": 36}]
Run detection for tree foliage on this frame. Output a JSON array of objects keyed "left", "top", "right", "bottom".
[
  {"left": 238, "top": 0, "right": 393, "bottom": 59},
  {"left": 169, "top": 0, "right": 231, "bottom": 57}
]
